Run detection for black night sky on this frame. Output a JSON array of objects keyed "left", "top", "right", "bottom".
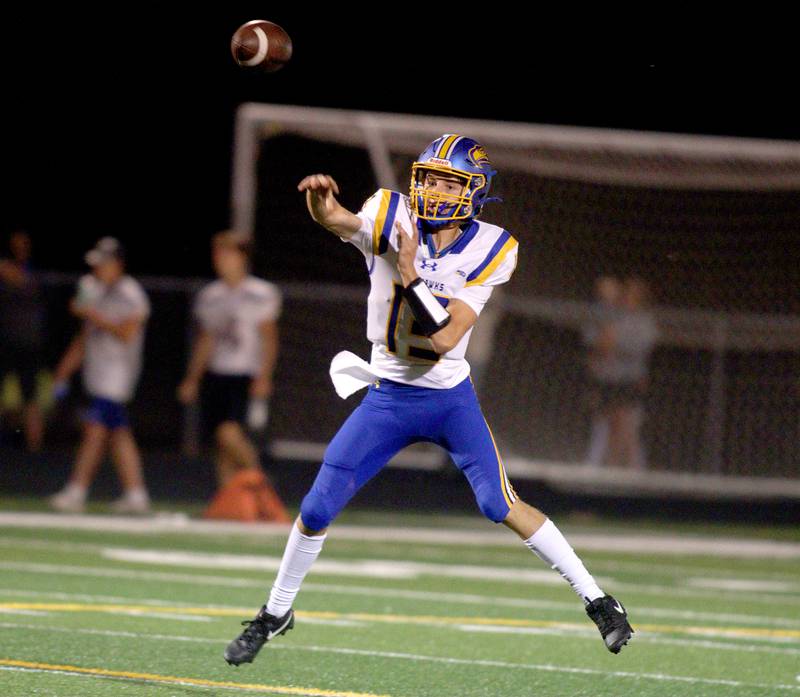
[{"left": 3, "top": 8, "right": 798, "bottom": 276}]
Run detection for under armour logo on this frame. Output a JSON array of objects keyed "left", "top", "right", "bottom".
[{"left": 419, "top": 260, "right": 438, "bottom": 271}]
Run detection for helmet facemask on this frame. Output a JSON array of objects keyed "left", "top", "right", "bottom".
[{"left": 410, "top": 162, "right": 486, "bottom": 225}]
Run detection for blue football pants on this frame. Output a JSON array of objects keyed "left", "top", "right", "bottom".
[{"left": 299, "top": 375, "right": 517, "bottom": 531}]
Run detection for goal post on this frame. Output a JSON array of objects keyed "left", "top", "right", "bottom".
[
  {"left": 232, "top": 103, "right": 800, "bottom": 238},
  {"left": 230, "top": 103, "right": 800, "bottom": 498}
]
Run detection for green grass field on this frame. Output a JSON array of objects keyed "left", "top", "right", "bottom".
[{"left": 1, "top": 500, "right": 799, "bottom": 696}]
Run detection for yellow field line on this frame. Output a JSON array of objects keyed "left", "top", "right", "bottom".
[
  {"left": 0, "top": 658, "right": 391, "bottom": 697},
  {"left": 3, "top": 601, "right": 799, "bottom": 640},
  {"left": 0, "top": 601, "right": 250, "bottom": 617}
]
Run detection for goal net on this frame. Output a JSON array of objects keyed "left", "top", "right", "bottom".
[{"left": 230, "top": 103, "right": 800, "bottom": 496}]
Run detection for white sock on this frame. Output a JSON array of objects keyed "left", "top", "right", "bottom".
[
  {"left": 124, "top": 487, "right": 149, "bottom": 503},
  {"left": 266, "top": 524, "right": 327, "bottom": 617},
  {"left": 524, "top": 518, "right": 604, "bottom": 604},
  {"left": 64, "top": 482, "right": 88, "bottom": 500}
]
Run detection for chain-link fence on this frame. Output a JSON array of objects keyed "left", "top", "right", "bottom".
[
  {"left": 3, "top": 107, "right": 799, "bottom": 498},
  {"left": 233, "top": 106, "right": 800, "bottom": 487}
]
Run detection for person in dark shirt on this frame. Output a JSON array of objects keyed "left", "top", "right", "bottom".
[{"left": 0, "top": 230, "right": 46, "bottom": 452}]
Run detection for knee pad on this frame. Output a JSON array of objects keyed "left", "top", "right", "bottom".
[
  {"left": 299, "top": 494, "right": 335, "bottom": 532},
  {"left": 475, "top": 484, "right": 511, "bottom": 523},
  {"left": 299, "top": 462, "right": 357, "bottom": 531}
]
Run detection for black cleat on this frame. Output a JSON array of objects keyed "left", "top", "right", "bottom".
[
  {"left": 224, "top": 605, "right": 294, "bottom": 666},
  {"left": 586, "top": 595, "right": 634, "bottom": 654}
]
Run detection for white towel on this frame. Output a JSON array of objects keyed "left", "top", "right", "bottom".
[{"left": 329, "top": 350, "right": 379, "bottom": 399}]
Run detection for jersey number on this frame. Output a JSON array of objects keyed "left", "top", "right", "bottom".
[
  {"left": 217, "top": 317, "right": 242, "bottom": 351},
  {"left": 385, "top": 282, "right": 449, "bottom": 363}
]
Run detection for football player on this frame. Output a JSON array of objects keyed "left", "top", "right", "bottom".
[
  {"left": 224, "top": 135, "right": 633, "bottom": 666},
  {"left": 48, "top": 237, "right": 151, "bottom": 514},
  {"left": 178, "top": 230, "right": 283, "bottom": 490}
]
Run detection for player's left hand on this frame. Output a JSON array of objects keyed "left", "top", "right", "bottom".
[
  {"left": 395, "top": 221, "right": 418, "bottom": 286},
  {"left": 250, "top": 374, "right": 273, "bottom": 399},
  {"left": 82, "top": 308, "right": 105, "bottom": 326},
  {"left": 69, "top": 299, "right": 89, "bottom": 319}
]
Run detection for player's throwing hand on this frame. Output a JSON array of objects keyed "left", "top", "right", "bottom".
[
  {"left": 395, "top": 221, "right": 418, "bottom": 286},
  {"left": 296, "top": 174, "right": 364, "bottom": 240},
  {"left": 297, "top": 174, "right": 341, "bottom": 224}
]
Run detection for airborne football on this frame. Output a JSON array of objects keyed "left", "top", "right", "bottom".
[{"left": 231, "top": 20, "right": 292, "bottom": 72}]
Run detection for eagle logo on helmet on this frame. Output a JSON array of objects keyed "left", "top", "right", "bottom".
[{"left": 467, "top": 145, "right": 491, "bottom": 167}]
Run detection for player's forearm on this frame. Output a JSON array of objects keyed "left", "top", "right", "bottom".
[
  {"left": 310, "top": 202, "right": 362, "bottom": 238},
  {"left": 429, "top": 323, "right": 460, "bottom": 355},
  {"left": 95, "top": 317, "right": 141, "bottom": 343},
  {"left": 54, "top": 334, "right": 85, "bottom": 382},
  {"left": 398, "top": 264, "right": 418, "bottom": 287},
  {"left": 184, "top": 333, "right": 213, "bottom": 382},
  {"left": 429, "top": 300, "right": 477, "bottom": 355},
  {"left": 80, "top": 306, "right": 142, "bottom": 343}
]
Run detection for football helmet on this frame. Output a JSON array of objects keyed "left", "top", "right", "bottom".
[{"left": 410, "top": 134, "right": 499, "bottom": 227}]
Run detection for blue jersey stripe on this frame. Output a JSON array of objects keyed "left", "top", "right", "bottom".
[
  {"left": 447, "top": 220, "right": 479, "bottom": 255},
  {"left": 379, "top": 192, "right": 399, "bottom": 255},
  {"left": 466, "top": 230, "right": 512, "bottom": 282}
]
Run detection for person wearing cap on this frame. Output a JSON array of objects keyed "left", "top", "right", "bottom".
[{"left": 48, "top": 237, "right": 152, "bottom": 514}]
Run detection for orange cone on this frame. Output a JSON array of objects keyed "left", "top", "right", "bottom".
[{"left": 204, "top": 469, "right": 292, "bottom": 523}]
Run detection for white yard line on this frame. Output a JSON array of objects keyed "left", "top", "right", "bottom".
[
  {"left": 2, "top": 511, "right": 800, "bottom": 558},
  {"left": 0, "top": 587, "right": 231, "bottom": 607},
  {"left": 3, "top": 585, "right": 799, "bottom": 630},
  {"left": 2, "top": 584, "right": 798, "bottom": 630},
  {"left": 0, "top": 608, "right": 50, "bottom": 617},
  {"left": 36, "top": 620, "right": 800, "bottom": 661},
  {"left": 686, "top": 578, "right": 800, "bottom": 593},
  {"left": 300, "top": 617, "right": 368, "bottom": 628},
  {"left": 296, "top": 583, "right": 800, "bottom": 628},
  {"left": 110, "top": 609, "right": 213, "bottom": 622},
  {"left": 100, "top": 547, "right": 573, "bottom": 585},
  {"left": 610, "top": 579, "right": 800, "bottom": 606},
  {"left": 3, "top": 593, "right": 800, "bottom": 645},
  {"left": 585, "top": 557, "right": 800, "bottom": 582},
  {"left": 5, "top": 534, "right": 798, "bottom": 585},
  {"left": 0, "top": 561, "right": 267, "bottom": 588},
  {"left": 99, "top": 546, "right": 800, "bottom": 603},
  {"left": 3, "top": 559, "right": 799, "bottom": 616},
  {"left": 0, "top": 623, "right": 798, "bottom": 692},
  {"left": 0, "top": 536, "right": 106, "bottom": 553},
  {"left": 0, "top": 621, "right": 220, "bottom": 643},
  {"left": 281, "top": 643, "right": 800, "bottom": 692},
  {"left": 5, "top": 533, "right": 800, "bottom": 602},
  {"left": 455, "top": 624, "right": 800, "bottom": 656}
]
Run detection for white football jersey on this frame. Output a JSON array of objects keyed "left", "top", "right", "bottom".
[
  {"left": 343, "top": 188, "right": 518, "bottom": 389},
  {"left": 193, "top": 275, "right": 282, "bottom": 376},
  {"left": 78, "top": 274, "right": 150, "bottom": 403}
]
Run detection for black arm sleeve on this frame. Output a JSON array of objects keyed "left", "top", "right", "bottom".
[{"left": 403, "top": 277, "right": 451, "bottom": 337}]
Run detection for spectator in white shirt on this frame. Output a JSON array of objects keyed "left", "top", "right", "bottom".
[{"left": 49, "top": 237, "right": 151, "bottom": 513}]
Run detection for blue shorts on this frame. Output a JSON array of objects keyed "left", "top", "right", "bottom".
[
  {"left": 300, "top": 375, "right": 518, "bottom": 530},
  {"left": 84, "top": 397, "right": 129, "bottom": 430}
]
